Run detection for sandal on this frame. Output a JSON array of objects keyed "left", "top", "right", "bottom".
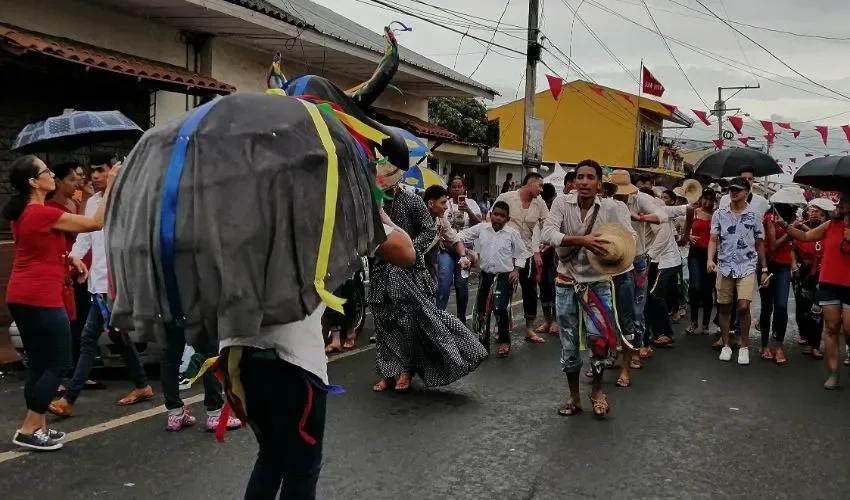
[
  {"left": 585, "top": 368, "right": 594, "bottom": 379},
  {"left": 652, "top": 335, "right": 675, "bottom": 346},
  {"left": 325, "top": 344, "right": 342, "bottom": 354},
  {"left": 548, "top": 323, "right": 559, "bottom": 335},
  {"left": 496, "top": 343, "right": 511, "bottom": 357},
  {"left": 342, "top": 335, "right": 356, "bottom": 349},
  {"left": 685, "top": 325, "right": 698, "bottom": 335},
  {"left": 759, "top": 347, "right": 774, "bottom": 360},
  {"left": 557, "top": 401, "right": 583, "bottom": 417},
  {"left": 774, "top": 348, "right": 787, "bottom": 366},
  {"left": 629, "top": 358, "right": 642, "bottom": 370},
  {"left": 590, "top": 394, "right": 610, "bottom": 419},
  {"left": 117, "top": 386, "right": 154, "bottom": 406},
  {"left": 372, "top": 378, "right": 394, "bottom": 392},
  {"left": 525, "top": 332, "right": 546, "bottom": 344},
  {"left": 395, "top": 373, "right": 412, "bottom": 393},
  {"left": 616, "top": 376, "right": 631, "bottom": 388},
  {"left": 639, "top": 347, "right": 653, "bottom": 359},
  {"left": 535, "top": 323, "right": 551, "bottom": 334},
  {"left": 797, "top": 337, "right": 808, "bottom": 345}
]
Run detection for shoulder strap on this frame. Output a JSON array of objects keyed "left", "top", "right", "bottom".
[{"left": 558, "top": 204, "right": 600, "bottom": 263}]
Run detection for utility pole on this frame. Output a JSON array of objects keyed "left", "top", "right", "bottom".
[
  {"left": 713, "top": 84, "right": 760, "bottom": 141},
  {"left": 522, "top": 0, "right": 542, "bottom": 168}
]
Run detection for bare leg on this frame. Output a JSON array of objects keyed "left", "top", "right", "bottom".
[
  {"left": 719, "top": 303, "right": 733, "bottom": 346},
  {"left": 737, "top": 299, "right": 752, "bottom": 347},
  {"left": 20, "top": 411, "right": 44, "bottom": 435}
]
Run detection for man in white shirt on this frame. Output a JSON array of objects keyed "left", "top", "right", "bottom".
[
  {"left": 717, "top": 166, "right": 770, "bottom": 219},
  {"left": 458, "top": 201, "right": 526, "bottom": 356},
  {"left": 48, "top": 157, "right": 153, "bottom": 417}
]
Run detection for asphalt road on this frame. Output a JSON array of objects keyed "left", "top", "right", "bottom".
[{"left": 1, "top": 291, "right": 850, "bottom": 500}]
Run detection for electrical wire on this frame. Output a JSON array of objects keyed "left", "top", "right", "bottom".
[
  {"left": 469, "top": 0, "right": 512, "bottom": 78},
  {"left": 639, "top": 0, "right": 710, "bottom": 108},
  {"left": 405, "top": 0, "right": 527, "bottom": 30}
]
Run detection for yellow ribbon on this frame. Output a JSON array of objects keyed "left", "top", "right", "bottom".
[
  {"left": 332, "top": 110, "right": 388, "bottom": 145},
  {"left": 186, "top": 355, "right": 218, "bottom": 387},
  {"left": 265, "top": 88, "right": 287, "bottom": 96},
  {"left": 299, "top": 99, "right": 346, "bottom": 313}
]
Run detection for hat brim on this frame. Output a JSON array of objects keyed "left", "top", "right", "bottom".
[
  {"left": 615, "top": 184, "right": 638, "bottom": 196},
  {"left": 587, "top": 223, "right": 637, "bottom": 276}
]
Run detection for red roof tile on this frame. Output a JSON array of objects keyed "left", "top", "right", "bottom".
[
  {"left": 375, "top": 108, "right": 457, "bottom": 140},
  {"left": 0, "top": 23, "right": 235, "bottom": 95}
]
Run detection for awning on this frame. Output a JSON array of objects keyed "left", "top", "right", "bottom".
[
  {"left": 0, "top": 23, "right": 235, "bottom": 96},
  {"left": 374, "top": 108, "right": 457, "bottom": 141}
]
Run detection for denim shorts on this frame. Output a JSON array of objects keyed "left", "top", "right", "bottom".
[{"left": 817, "top": 282, "right": 850, "bottom": 308}]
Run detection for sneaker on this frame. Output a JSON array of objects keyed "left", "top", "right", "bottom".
[
  {"left": 206, "top": 414, "right": 242, "bottom": 432},
  {"left": 737, "top": 348, "right": 750, "bottom": 365},
  {"left": 12, "top": 429, "right": 62, "bottom": 451},
  {"left": 166, "top": 407, "right": 196, "bottom": 432},
  {"left": 46, "top": 428, "right": 66, "bottom": 441},
  {"left": 719, "top": 345, "right": 733, "bottom": 362},
  {"left": 178, "top": 374, "right": 192, "bottom": 391}
]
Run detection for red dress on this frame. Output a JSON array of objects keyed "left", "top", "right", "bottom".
[{"left": 45, "top": 200, "right": 77, "bottom": 320}]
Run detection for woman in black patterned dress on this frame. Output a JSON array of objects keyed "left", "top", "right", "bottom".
[{"left": 370, "top": 186, "right": 488, "bottom": 392}]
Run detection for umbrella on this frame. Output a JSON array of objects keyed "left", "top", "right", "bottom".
[
  {"left": 793, "top": 155, "right": 850, "bottom": 193},
  {"left": 769, "top": 186, "right": 807, "bottom": 206},
  {"left": 693, "top": 148, "right": 782, "bottom": 179},
  {"left": 401, "top": 165, "right": 445, "bottom": 190},
  {"left": 11, "top": 110, "right": 143, "bottom": 153},
  {"left": 392, "top": 127, "right": 429, "bottom": 167}
]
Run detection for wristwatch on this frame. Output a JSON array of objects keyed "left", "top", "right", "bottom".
[{"left": 761, "top": 267, "right": 769, "bottom": 273}]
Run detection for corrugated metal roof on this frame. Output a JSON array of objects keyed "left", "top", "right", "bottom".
[{"left": 230, "top": 0, "right": 496, "bottom": 96}]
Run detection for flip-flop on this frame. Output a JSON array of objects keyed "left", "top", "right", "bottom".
[
  {"left": 616, "top": 376, "right": 631, "bottom": 388},
  {"left": 325, "top": 345, "right": 342, "bottom": 354},
  {"left": 534, "top": 323, "right": 550, "bottom": 334},
  {"left": 496, "top": 343, "right": 511, "bottom": 358},
  {"left": 372, "top": 378, "right": 394, "bottom": 392},
  {"left": 557, "top": 403, "right": 583, "bottom": 417},
  {"left": 525, "top": 333, "right": 546, "bottom": 344},
  {"left": 342, "top": 337, "right": 356, "bottom": 349},
  {"left": 629, "top": 359, "right": 642, "bottom": 369}
]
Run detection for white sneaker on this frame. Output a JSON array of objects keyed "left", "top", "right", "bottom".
[
  {"left": 719, "top": 345, "right": 733, "bottom": 362},
  {"left": 737, "top": 348, "right": 750, "bottom": 365}
]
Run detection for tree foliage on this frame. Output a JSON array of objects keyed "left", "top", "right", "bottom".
[{"left": 428, "top": 97, "right": 499, "bottom": 146}]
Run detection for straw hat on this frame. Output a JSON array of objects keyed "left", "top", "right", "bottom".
[
  {"left": 587, "top": 223, "right": 637, "bottom": 276},
  {"left": 675, "top": 179, "right": 702, "bottom": 204},
  {"left": 601, "top": 174, "right": 618, "bottom": 197},
  {"left": 611, "top": 169, "right": 638, "bottom": 196},
  {"left": 376, "top": 161, "right": 403, "bottom": 191}
]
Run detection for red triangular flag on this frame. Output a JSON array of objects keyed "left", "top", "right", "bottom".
[
  {"left": 661, "top": 103, "right": 678, "bottom": 115},
  {"left": 619, "top": 92, "right": 634, "bottom": 105},
  {"left": 841, "top": 125, "right": 850, "bottom": 144},
  {"left": 815, "top": 125, "right": 828, "bottom": 145},
  {"left": 546, "top": 74, "right": 564, "bottom": 100},
  {"left": 805, "top": 153, "right": 814, "bottom": 157},
  {"left": 739, "top": 137, "right": 750, "bottom": 146},
  {"left": 777, "top": 122, "right": 792, "bottom": 130},
  {"left": 792, "top": 130, "right": 801, "bottom": 138},
  {"left": 692, "top": 109, "right": 712, "bottom": 126},
  {"left": 789, "top": 157, "right": 796, "bottom": 163},
  {"left": 764, "top": 133, "right": 775, "bottom": 144},
  {"left": 641, "top": 66, "right": 665, "bottom": 97},
  {"left": 728, "top": 116, "right": 744, "bottom": 134},
  {"left": 713, "top": 139, "right": 724, "bottom": 150},
  {"left": 760, "top": 120, "right": 775, "bottom": 134},
  {"left": 589, "top": 85, "right": 605, "bottom": 97}
]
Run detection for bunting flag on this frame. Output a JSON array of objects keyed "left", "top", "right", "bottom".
[
  {"left": 777, "top": 122, "right": 792, "bottom": 130},
  {"left": 738, "top": 137, "right": 750, "bottom": 146},
  {"left": 712, "top": 139, "right": 724, "bottom": 149},
  {"left": 661, "top": 103, "right": 678, "bottom": 115},
  {"left": 792, "top": 130, "right": 801, "bottom": 138},
  {"left": 641, "top": 65, "right": 665, "bottom": 97},
  {"left": 789, "top": 157, "right": 796, "bottom": 163},
  {"left": 692, "top": 109, "right": 712, "bottom": 126},
  {"left": 805, "top": 153, "right": 814, "bottom": 157},
  {"left": 815, "top": 125, "right": 829, "bottom": 145},
  {"left": 619, "top": 92, "right": 634, "bottom": 105},
  {"left": 842, "top": 124, "right": 850, "bottom": 144},
  {"left": 728, "top": 116, "right": 744, "bottom": 134},
  {"left": 764, "top": 133, "right": 776, "bottom": 144},
  {"left": 546, "top": 74, "right": 564, "bottom": 100},
  {"left": 760, "top": 120, "right": 775, "bottom": 134},
  {"left": 589, "top": 85, "right": 605, "bottom": 97}
]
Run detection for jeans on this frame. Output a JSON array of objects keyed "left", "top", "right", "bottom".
[
  {"left": 555, "top": 281, "right": 613, "bottom": 375},
  {"left": 476, "top": 272, "right": 513, "bottom": 345},
  {"left": 645, "top": 263, "right": 679, "bottom": 342},
  {"left": 161, "top": 326, "right": 223, "bottom": 412},
  {"left": 794, "top": 263, "right": 822, "bottom": 348},
  {"left": 688, "top": 247, "right": 716, "bottom": 327},
  {"left": 539, "top": 247, "right": 556, "bottom": 308},
  {"left": 436, "top": 244, "right": 471, "bottom": 322},
  {"left": 632, "top": 255, "right": 649, "bottom": 348},
  {"left": 519, "top": 257, "right": 538, "bottom": 321},
  {"left": 613, "top": 270, "right": 637, "bottom": 349},
  {"left": 64, "top": 295, "right": 149, "bottom": 404},
  {"left": 758, "top": 262, "right": 792, "bottom": 344},
  {"left": 241, "top": 350, "right": 325, "bottom": 500},
  {"left": 8, "top": 304, "right": 72, "bottom": 414}
]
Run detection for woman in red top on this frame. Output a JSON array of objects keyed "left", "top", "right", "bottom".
[
  {"left": 787, "top": 193, "right": 850, "bottom": 389},
  {"left": 686, "top": 187, "right": 717, "bottom": 334},
  {"left": 758, "top": 204, "right": 798, "bottom": 364},
  {"left": 3, "top": 154, "right": 116, "bottom": 451},
  {"left": 45, "top": 162, "right": 81, "bottom": 321},
  {"left": 793, "top": 200, "right": 832, "bottom": 359}
]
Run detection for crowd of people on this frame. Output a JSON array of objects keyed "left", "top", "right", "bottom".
[{"left": 6, "top": 149, "right": 850, "bottom": 499}]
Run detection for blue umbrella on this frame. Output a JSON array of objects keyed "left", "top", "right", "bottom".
[
  {"left": 11, "top": 110, "right": 143, "bottom": 153},
  {"left": 387, "top": 126, "right": 429, "bottom": 167},
  {"left": 401, "top": 165, "right": 445, "bottom": 190}
]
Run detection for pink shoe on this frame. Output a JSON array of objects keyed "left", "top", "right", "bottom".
[
  {"left": 206, "top": 413, "right": 242, "bottom": 432},
  {"left": 166, "top": 407, "right": 196, "bottom": 432}
]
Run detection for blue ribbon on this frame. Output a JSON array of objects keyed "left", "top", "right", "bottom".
[
  {"left": 159, "top": 99, "right": 219, "bottom": 328},
  {"left": 93, "top": 294, "right": 110, "bottom": 331}
]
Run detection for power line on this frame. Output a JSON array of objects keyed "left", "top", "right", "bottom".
[
  {"left": 405, "top": 0, "right": 527, "bottom": 30},
  {"left": 693, "top": 0, "right": 850, "bottom": 101},
  {"left": 469, "top": 0, "right": 512, "bottom": 78}
]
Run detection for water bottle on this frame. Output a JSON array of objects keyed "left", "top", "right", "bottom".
[{"left": 459, "top": 256, "right": 470, "bottom": 279}]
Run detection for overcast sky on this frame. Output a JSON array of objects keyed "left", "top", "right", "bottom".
[{"left": 315, "top": 0, "right": 850, "bottom": 177}]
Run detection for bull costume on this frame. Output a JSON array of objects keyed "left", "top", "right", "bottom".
[{"left": 105, "top": 26, "right": 456, "bottom": 499}]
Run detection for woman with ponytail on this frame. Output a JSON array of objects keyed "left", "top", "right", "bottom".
[{"left": 4, "top": 154, "right": 118, "bottom": 451}]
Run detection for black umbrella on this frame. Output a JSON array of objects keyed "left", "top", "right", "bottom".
[
  {"left": 693, "top": 147, "right": 782, "bottom": 179},
  {"left": 793, "top": 155, "right": 850, "bottom": 192},
  {"left": 11, "top": 110, "right": 143, "bottom": 154}
]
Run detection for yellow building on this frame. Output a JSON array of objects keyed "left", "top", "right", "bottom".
[{"left": 487, "top": 80, "right": 693, "bottom": 170}]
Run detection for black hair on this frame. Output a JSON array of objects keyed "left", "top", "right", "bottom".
[
  {"left": 423, "top": 185, "right": 448, "bottom": 203},
  {"left": 639, "top": 186, "right": 656, "bottom": 197},
  {"left": 2, "top": 155, "right": 41, "bottom": 221},
  {"left": 565, "top": 170, "right": 576, "bottom": 182},
  {"left": 738, "top": 165, "right": 755, "bottom": 176},
  {"left": 521, "top": 172, "right": 544, "bottom": 186},
  {"left": 492, "top": 200, "right": 510, "bottom": 215},
  {"left": 449, "top": 175, "right": 464, "bottom": 186},
  {"left": 773, "top": 203, "right": 797, "bottom": 223},
  {"left": 50, "top": 162, "right": 78, "bottom": 181},
  {"left": 505, "top": 173, "right": 513, "bottom": 179},
  {"left": 542, "top": 183, "right": 557, "bottom": 202},
  {"left": 635, "top": 173, "right": 653, "bottom": 185},
  {"left": 89, "top": 153, "right": 117, "bottom": 167},
  {"left": 575, "top": 159, "right": 602, "bottom": 179}
]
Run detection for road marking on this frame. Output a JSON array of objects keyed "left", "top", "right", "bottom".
[{"left": 0, "top": 297, "right": 525, "bottom": 464}]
